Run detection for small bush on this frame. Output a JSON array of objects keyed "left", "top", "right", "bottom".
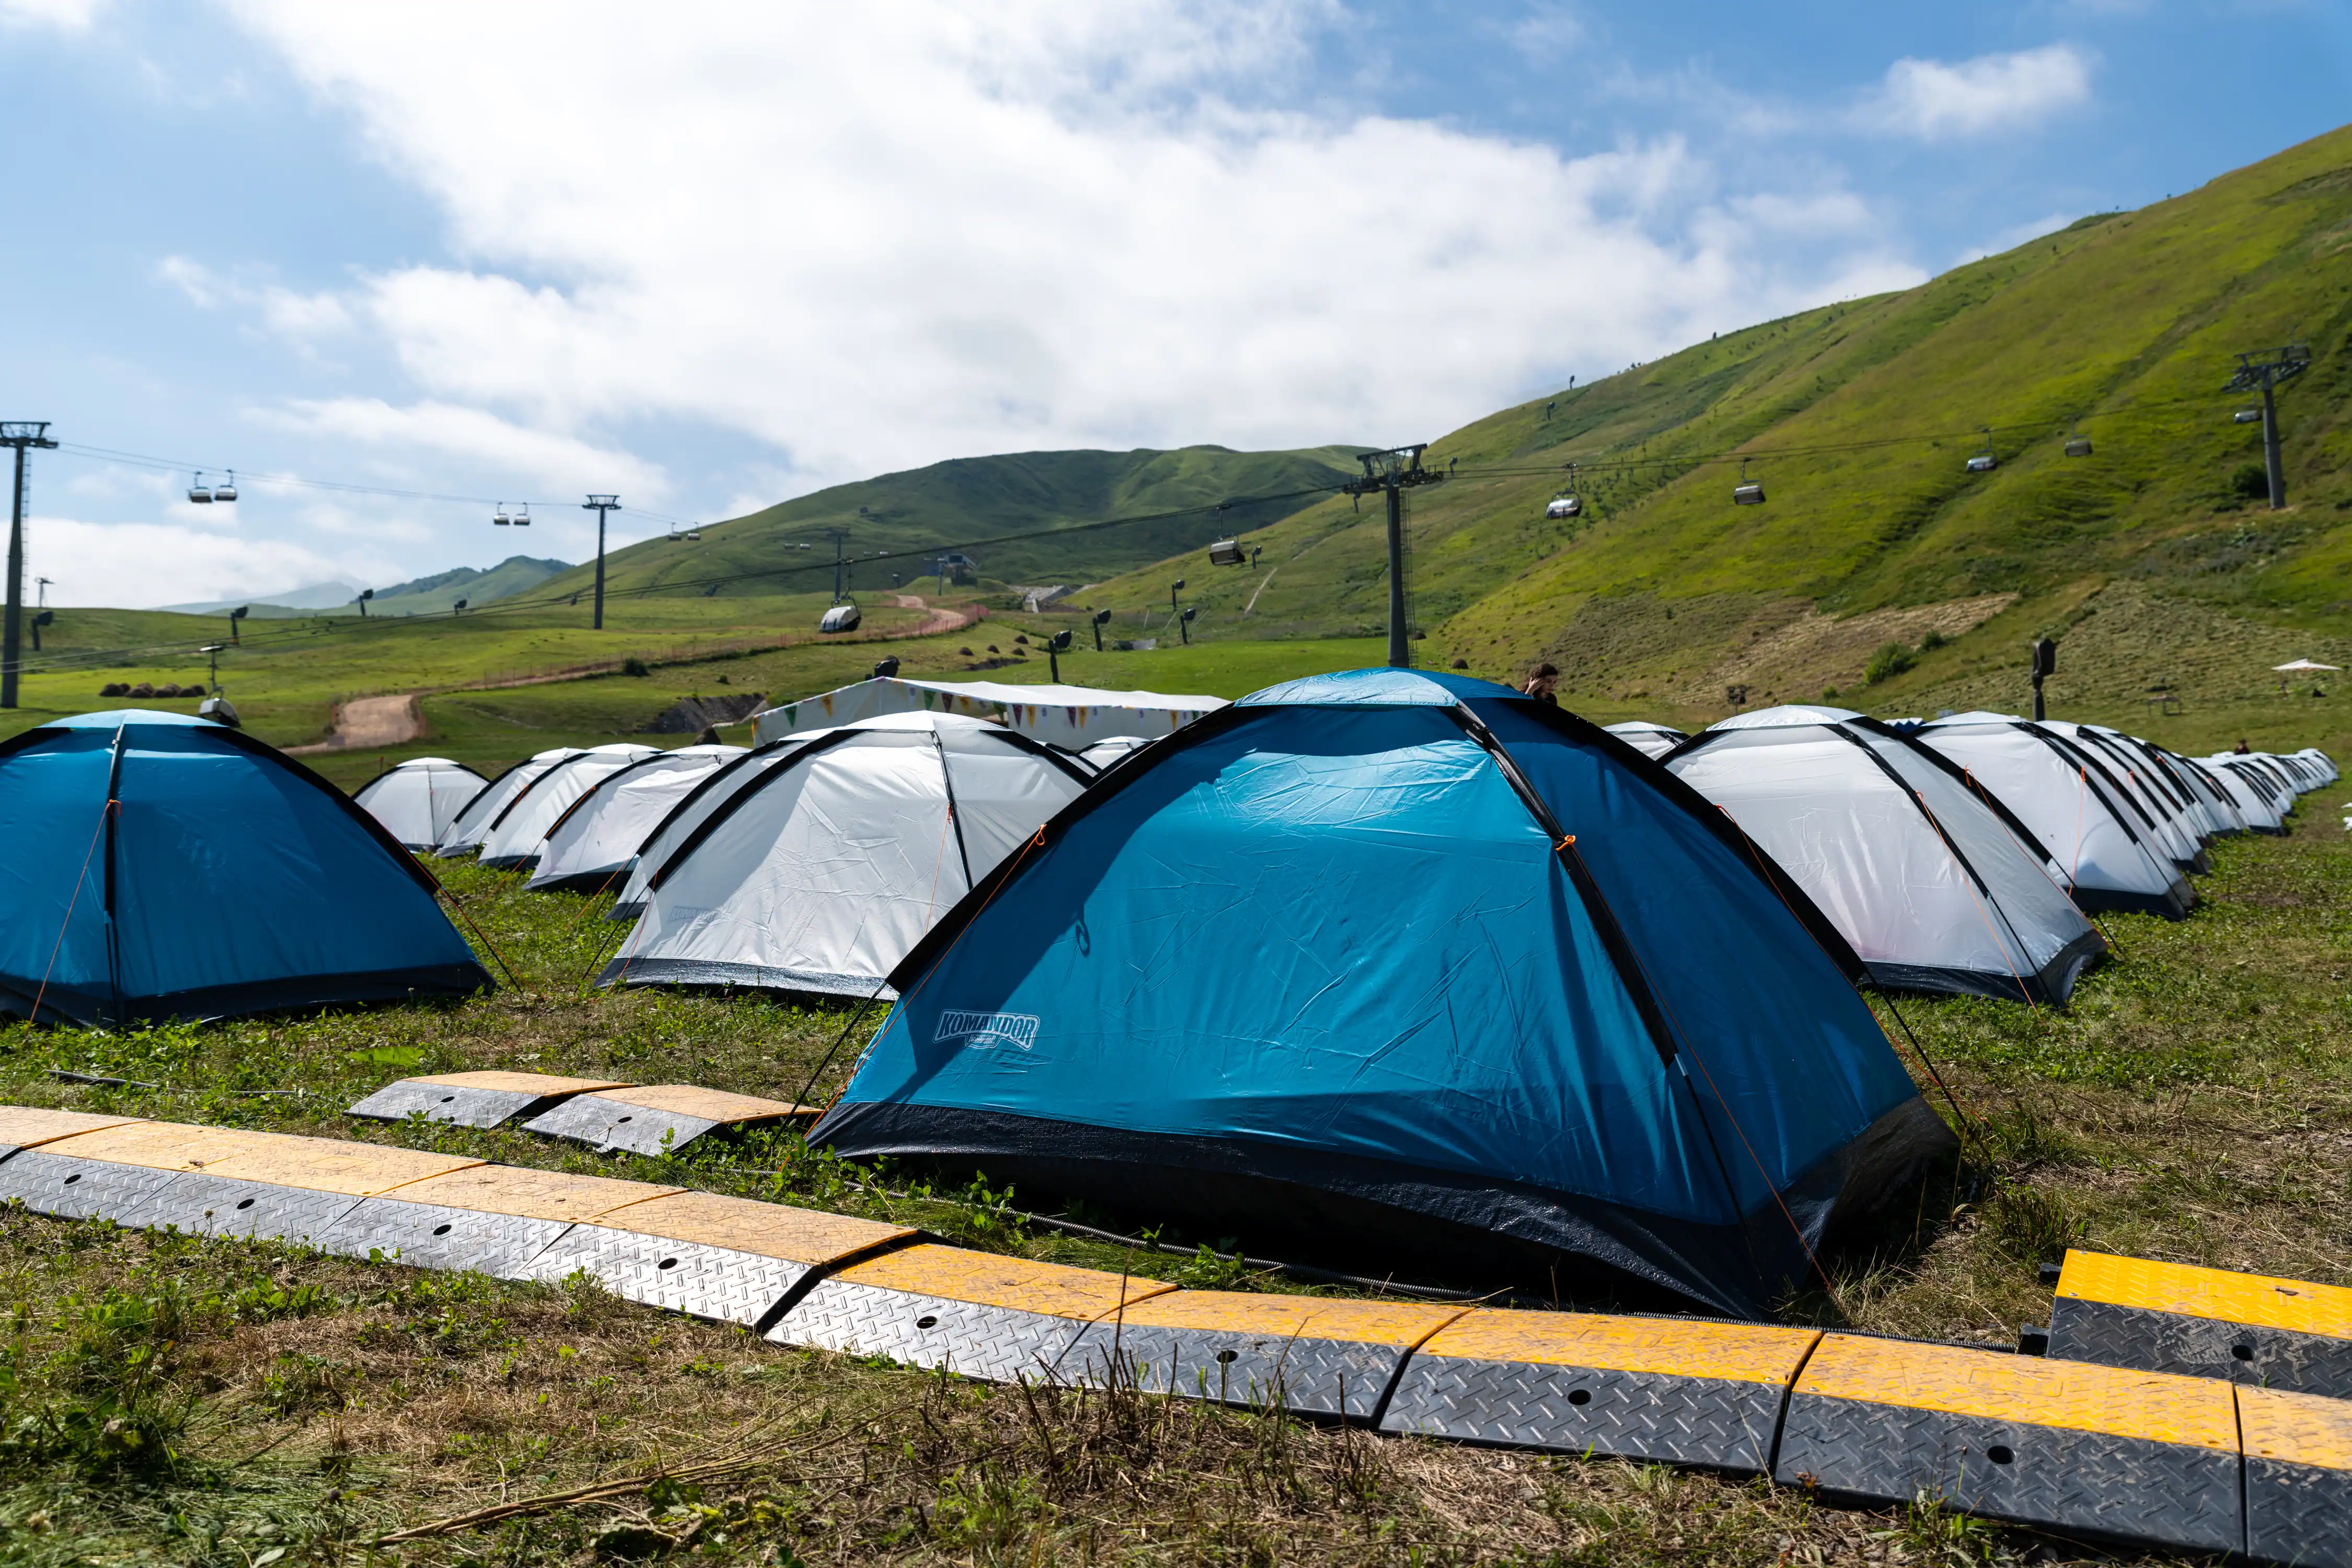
[
  {"left": 620, "top": 656, "right": 652, "bottom": 677},
  {"left": 1863, "top": 642, "right": 1918, "bottom": 685},
  {"left": 1919, "top": 630, "right": 1948, "bottom": 652},
  {"left": 2229, "top": 463, "right": 2270, "bottom": 501}
]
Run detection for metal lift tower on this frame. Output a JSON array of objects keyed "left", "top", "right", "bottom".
[
  {"left": 2226, "top": 344, "right": 2309, "bottom": 511},
  {"left": 1, "top": 422, "right": 57, "bottom": 709},
  {"left": 1343, "top": 445, "right": 1445, "bottom": 668}
]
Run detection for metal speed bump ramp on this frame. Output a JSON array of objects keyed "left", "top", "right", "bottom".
[
  {"left": 349, "top": 1071, "right": 637, "bottom": 1130},
  {"left": 1061, "top": 1292, "right": 1468, "bottom": 1419},
  {"left": 526, "top": 1190, "right": 914, "bottom": 1327},
  {"left": 1378, "top": 1308, "right": 1819, "bottom": 1471},
  {"left": 522, "top": 1085, "right": 814, "bottom": 1156},
  {"left": 0, "top": 1121, "right": 481, "bottom": 1240},
  {"left": 769, "top": 1243, "right": 1176, "bottom": 1381},
  {"left": 1774, "top": 1333, "right": 2242, "bottom": 1553},
  {"left": 0, "top": 1106, "right": 144, "bottom": 1155},
  {"left": 2047, "top": 1248, "right": 2352, "bottom": 1399},
  {"left": 316, "top": 1164, "right": 681, "bottom": 1278},
  {"left": 2241, "top": 1383, "right": 2352, "bottom": 1566}
]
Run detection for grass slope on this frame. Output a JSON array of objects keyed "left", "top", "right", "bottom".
[
  {"left": 1077, "top": 123, "right": 2352, "bottom": 729},
  {"left": 0, "top": 813, "right": 2337, "bottom": 1562},
  {"left": 533, "top": 445, "right": 1364, "bottom": 606}
]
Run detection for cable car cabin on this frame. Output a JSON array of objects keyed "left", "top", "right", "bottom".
[
  {"left": 818, "top": 603, "right": 862, "bottom": 634},
  {"left": 1732, "top": 481, "right": 1766, "bottom": 505},
  {"left": 685, "top": 529, "right": 701, "bottom": 541},
  {"left": 1545, "top": 493, "right": 1582, "bottom": 519},
  {"left": 188, "top": 473, "right": 213, "bottom": 504},
  {"left": 493, "top": 506, "right": 512, "bottom": 525},
  {"left": 512, "top": 504, "right": 532, "bottom": 527},
  {"left": 2064, "top": 436, "right": 2092, "bottom": 458},
  {"left": 212, "top": 472, "right": 237, "bottom": 502},
  {"left": 2235, "top": 409, "right": 2263, "bottom": 424},
  {"left": 1965, "top": 454, "right": 1997, "bottom": 473},
  {"left": 1208, "top": 538, "right": 1244, "bottom": 566}
]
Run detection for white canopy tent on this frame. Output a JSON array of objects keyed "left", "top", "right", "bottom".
[
  {"left": 435, "top": 748, "right": 582, "bottom": 857},
  {"left": 600, "top": 713, "right": 1092, "bottom": 999},
  {"left": 751, "top": 676, "right": 1227, "bottom": 752},
  {"left": 525, "top": 744, "right": 748, "bottom": 893},
  {"left": 1603, "top": 720, "right": 1689, "bottom": 760},
  {"left": 1915, "top": 713, "right": 2192, "bottom": 918},
  {"left": 1667, "top": 705, "right": 2103, "bottom": 1005},
  {"left": 476, "top": 744, "right": 663, "bottom": 870},
  {"left": 353, "top": 758, "right": 489, "bottom": 851}
]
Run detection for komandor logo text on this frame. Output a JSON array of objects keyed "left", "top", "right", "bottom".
[{"left": 935, "top": 1009, "right": 1040, "bottom": 1051}]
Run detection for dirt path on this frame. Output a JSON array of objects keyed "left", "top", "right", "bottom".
[
  {"left": 286, "top": 693, "right": 423, "bottom": 754},
  {"left": 892, "top": 594, "right": 970, "bottom": 636}
]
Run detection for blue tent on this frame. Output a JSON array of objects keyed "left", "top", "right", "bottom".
[
  {"left": 0, "top": 711, "right": 492, "bottom": 1026},
  {"left": 814, "top": 670, "right": 1954, "bottom": 1316}
]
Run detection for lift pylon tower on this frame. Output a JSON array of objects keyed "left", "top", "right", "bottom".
[
  {"left": 583, "top": 495, "right": 621, "bottom": 629},
  {"left": 1342, "top": 445, "right": 1445, "bottom": 668},
  {"left": 2225, "top": 344, "right": 2310, "bottom": 511},
  {"left": 1, "top": 422, "right": 57, "bottom": 709}
]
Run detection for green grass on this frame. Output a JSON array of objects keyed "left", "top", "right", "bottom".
[{"left": 0, "top": 806, "right": 2337, "bottom": 1560}]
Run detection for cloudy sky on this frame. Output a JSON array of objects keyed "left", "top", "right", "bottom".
[{"left": 3, "top": 1, "right": 2345, "bottom": 606}]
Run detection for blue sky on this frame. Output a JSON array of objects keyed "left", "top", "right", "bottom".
[{"left": 2, "top": 0, "right": 2345, "bottom": 606}]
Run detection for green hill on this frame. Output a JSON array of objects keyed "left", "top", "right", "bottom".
[
  {"left": 1082, "top": 123, "right": 2352, "bottom": 723},
  {"left": 534, "top": 445, "right": 1364, "bottom": 605},
  {"left": 359, "top": 555, "right": 572, "bottom": 617}
]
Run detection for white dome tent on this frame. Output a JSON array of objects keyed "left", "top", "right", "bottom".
[
  {"left": 476, "top": 744, "right": 663, "bottom": 871},
  {"left": 603, "top": 734, "right": 836, "bottom": 920},
  {"left": 434, "top": 748, "right": 582, "bottom": 857},
  {"left": 2293, "top": 747, "right": 2338, "bottom": 784},
  {"left": 2038, "top": 723, "right": 2206, "bottom": 871},
  {"left": 525, "top": 744, "right": 750, "bottom": 893},
  {"left": 2193, "top": 755, "right": 2288, "bottom": 833},
  {"left": 1665, "top": 705, "right": 2104, "bottom": 1005},
  {"left": 353, "top": 758, "right": 490, "bottom": 851},
  {"left": 1075, "top": 734, "right": 1152, "bottom": 771},
  {"left": 599, "top": 712, "right": 1092, "bottom": 999},
  {"left": 1602, "top": 720, "right": 1689, "bottom": 759},
  {"left": 1914, "top": 713, "right": 2193, "bottom": 919},
  {"left": 2086, "top": 725, "right": 2229, "bottom": 848}
]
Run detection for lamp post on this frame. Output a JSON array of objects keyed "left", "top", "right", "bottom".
[
  {"left": 1046, "top": 629, "right": 1072, "bottom": 681},
  {"left": 1090, "top": 607, "right": 1112, "bottom": 652},
  {"left": 2029, "top": 638, "right": 2057, "bottom": 722}
]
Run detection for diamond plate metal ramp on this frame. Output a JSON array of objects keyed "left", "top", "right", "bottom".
[
  {"left": 2242, "top": 1383, "right": 2352, "bottom": 1566},
  {"left": 0, "top": 1106, "right": 144, "bottom": 1156},
  {"left": 526, "top": 1190, "right": 913, "bottom": 1327},
  {"left": 0, "top": 1149, "right": 182, "bottom": 1222},
  {"left": 1063, "top": 1293, "right": 1467, "bottom": 1420},
  {"left": 131, "top": 1173, "right": 363, "bottom": 1246},
  {"left": 768, "top": 1243, "right": 1175, "bottom": 1382},
  {"left": 2047, "top": 1248, "right": 2352, "bottom": 1399},
  {"left": 348, "top": 1071, "right": 637, "bottom": 1131},
  {"left": 1774, "top": 1333, "right": 2242, "bottom": 1553},
  {"left": 317, "top": 1164, "right": 681, "bottom": 1278},
  {"left": 1378, "top": 1308, "right": 1818, "bottom": 1472},
  {"left": 29, "top": 1121, "right": 482, "bottom": 1193},
  {"left": 522, "top": 1086, "right": 814, "bottom": 1157}
]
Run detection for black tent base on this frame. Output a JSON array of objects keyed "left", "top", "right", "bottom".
[
  {"left": 814, "top": 1097, "right": 1956, "bottom": 1319},
  {"left": 0, "top": 962, "right": 493, "bottom": 1029},
  {"left": 2069, "top": 882, "right": 2195, "bottom": 921},
  {"left": 1867, "top": 926, "right": 2106, "bottom": 1007}
]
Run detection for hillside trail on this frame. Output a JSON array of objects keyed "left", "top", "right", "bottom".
[
  {"left": 286, "top": 694, "right": 423, "bottom": 754},
  {"left": 892, "top": 594, "right": 969, "bottom": 636}
]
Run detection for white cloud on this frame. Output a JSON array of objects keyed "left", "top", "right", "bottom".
[
  {"left": 1507, "top": 3, "right": 1589, "bottom": 62},
  {"left": 211, "top": 1, "right": 1919, "bottom": 494},
  {"left": 25, "top": 516, "right": 386, "bottom": 608},
  {"left": 0, "top": 0, "right": 100, "bottom": 30},
  {"left": 262, "top": 399, "right": 667, "bottom": 500},
  {"left": 1866, "top": 45, "right": 2093, "bottom": 142}
]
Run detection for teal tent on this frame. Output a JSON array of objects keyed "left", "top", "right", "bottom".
[
  {"left": 0, "top": 711, "right": 491, "bottom": 1025},
  {"left": 815, "top": 670, "right": 1952, "bottom": 1315}
]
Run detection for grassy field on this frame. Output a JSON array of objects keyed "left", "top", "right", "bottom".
[{"left": 0, "top": 779, "right": 2338, "bottom": 1562}]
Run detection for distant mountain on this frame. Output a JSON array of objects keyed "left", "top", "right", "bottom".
[
  {"left": 159, "top": 581, "right": 356, "bottom": 615},
  {"left": 533, "top": 445, "right": 1366, "bottom": 603},
  {"left": 355, "top": 556, "right": 573, "bottom": 617}
]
